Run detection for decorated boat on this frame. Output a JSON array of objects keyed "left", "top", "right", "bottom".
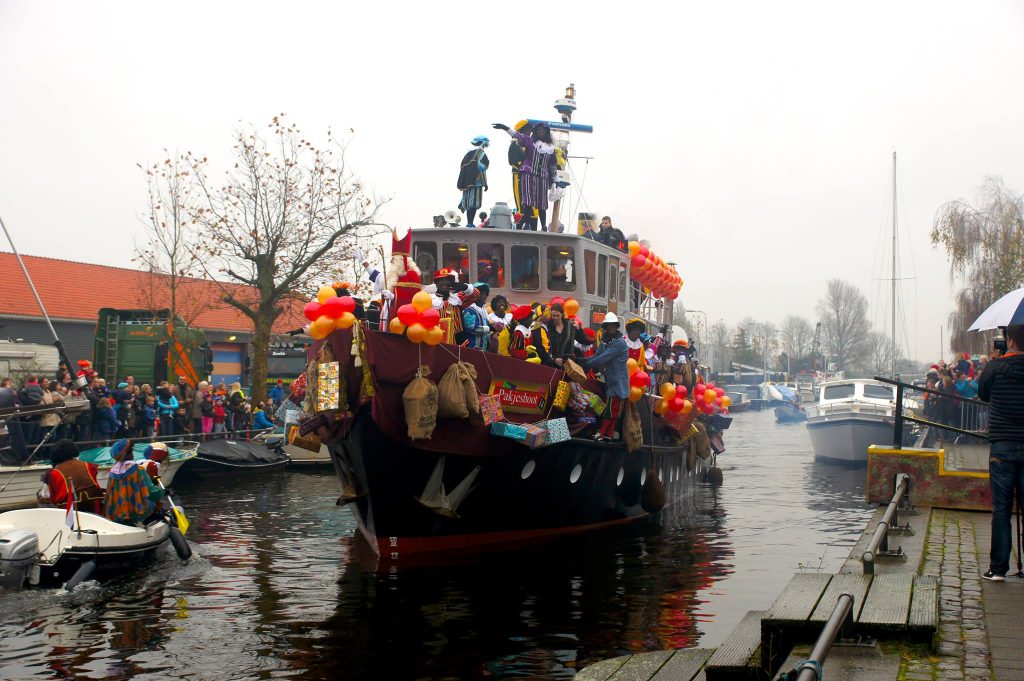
[{"left": 291, "top": 88, "right": 731, "bottom": 561}]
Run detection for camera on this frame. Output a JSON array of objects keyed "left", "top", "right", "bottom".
[{"left": 994, "top": 330, "right": 1007, "bottom": 354}]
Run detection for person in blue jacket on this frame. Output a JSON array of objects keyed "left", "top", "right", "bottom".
[
  {"left": 252, "top": 403, "right": 275, "bottom": 431},
  {"left": 156, "top": 385, "right": 179, "bottom": 437},
  {"left": 582, "top": 313, "right": 629, "bottom": 441}
]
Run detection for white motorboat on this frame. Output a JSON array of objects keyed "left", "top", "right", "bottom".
[
  {"left": 0, "top": 507, "right": 190, "bottom": 590},
  {"left": 805, "top": 379, "right": 902, "bottom": 464},
  {"left": 0, "top": 442, "right": 199, "bottom": 512}
]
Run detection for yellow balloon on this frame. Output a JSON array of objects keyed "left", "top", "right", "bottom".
[
  {"left": 389, "top": 317, "right": 407, "bottom": 334},
  {"left": 406, "top": 323, "right": 427, "bottom": 343},
  {"left": 704, "top": 390, "right": 716, "bottom": 404},
  {"left": 722, "top": 396, "right": 732, "bottom": 408},
  {"left": 424, "top": 325, "right": 444, "bottom": 346},
  {"left": 317, "top": 285, "right": 336, "bottom": 305},
  {"left": 629, "top": 386, "right": 644, "bottom": 402},
  {"left": 628, "top": 241, "right": 640, "bottom": 258},
  {"left": 660, "top": 382, "right": 676, "bottom": 400},
  {"left": 682, "top": 400, "right": 693, "bottom": 414},
  {"left": 312, "top": 315, "right": 335, "bottom": 338},
  {"left": 411, "top": 291, "right": 433, "bottom": 313},
  {"left": 626, "top": 358, "right": 639, "bottom": 375},
  {"left": 308, "top": 325, "right": 327, "bottom": 340},
  {"left": 335, "top": 311, "right": 356, "bottom": 329}
]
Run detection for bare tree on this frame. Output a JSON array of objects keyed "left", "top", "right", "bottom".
[
  {"left": 863, "top": 331, "right": 896, "bottom": 378},
  {"left": 780, "top": 315, "right": 814, "bottom": 365},
  {"left": 189, "top": 116, "right": 386, "bottom": 401},
  {"left": 817, "top": 279, "right": 872, "bottom": 372},
  {"left": 708, "top": 320, "right": 731, "bottom": 373},
  {"left": 931, "top": 177, "right": 1024, "bottom": 354}
]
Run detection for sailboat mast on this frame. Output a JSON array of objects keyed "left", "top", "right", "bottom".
[{"left": 891, "top": 151, "right": 898, "bottom": 378}]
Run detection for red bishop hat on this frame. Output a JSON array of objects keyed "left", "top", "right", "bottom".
[
  {"left": 433, "top": 268, "right": 456, "bottom": 281},
  {"left": 392, "top": 228, "right": 413, "bottom": 256}
]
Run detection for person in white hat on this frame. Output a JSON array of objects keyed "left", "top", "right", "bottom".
[{"left": 582, "top": 313, "right": 629, "bottom": 441}]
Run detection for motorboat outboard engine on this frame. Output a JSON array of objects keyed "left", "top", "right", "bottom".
[{"left": 0, "top": 529, "right": 39, "bottom": 588}]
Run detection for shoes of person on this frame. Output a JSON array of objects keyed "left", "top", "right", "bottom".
[{"left": 983, "top": 570, "right": 1005, "bottom": 582}]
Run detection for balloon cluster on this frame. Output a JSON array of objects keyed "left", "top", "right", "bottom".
[
  {"left": 628, "top": 242, "right": 682, "bottom": 300},
  {"left": 626, "top": 358, "right": 649, "bottom": 402},
  {"left": 693, "top": 381, "right": 731, "bottom": 415},
  {"left": 388, "top": 291, "right": 444, "bottom": 345},
  {"left": 654, "top": 382, "right": 693, "bottom": 415},
  {"left": 304, "top": 285, "right": 357, "bottom": 340},
  {"left": 549, "top": 297, "right": 581, "bottom": 324}
]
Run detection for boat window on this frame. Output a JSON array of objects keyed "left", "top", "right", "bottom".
[
  {"left": 547, "top": 246, "right": 575, "bottom": 292},
  {"left": 413, "top": 241, "right": 437, "bottom": 286},
  {"left": 619, "top": 262, "right": 628, "bottom": 305},
  {"left": 863, "top": 384, "right": 895, "bottom": 400},
  {"left": 510, "top": 245, "right": 540, "bottom": 291},
  {"left": 584, "top": 250, "right": 596, "bottom": 294},
  {"left": 441, "top": 242, "right": 470, "bottom": 284},
  {"left": 609, "top": 256, "right": 619, "bottom": 301},
  {"left": 823, "top": 384, "right": 856, "bottom": 400},
  {"left": 597, "top": 254, "right": 607, "bottom": 297},
  {"left": 477, "top": 243, "right": 505, "bottom": 288}
]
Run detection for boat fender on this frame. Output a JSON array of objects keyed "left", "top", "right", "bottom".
[
  {"left": 169, "top": 526, "right": 192, "bottom": 561},
  {"left": 706, "top": 467, "right": 724, "bottom": 486},
  {"left": 64, "top": 559, "right": 97, "bottom": 591},
  {"left": 640, "top": 468, "right": 666, "bottom": 512}
]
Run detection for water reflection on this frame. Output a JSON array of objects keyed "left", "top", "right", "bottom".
[{"left": 0, "top": 410, "right": 874, "bottom": 680}]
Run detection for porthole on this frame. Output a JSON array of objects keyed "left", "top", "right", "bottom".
[
  {"left": 616, "top": 467, "right": 624, "bottom": 486},
  {"left": 521, "top": 460, "right": 536, "bottom": 479},
  {"left": 641, "top": 468, "right": 647, "bottom": 486},
  {"left": 569, "top": 464, "right": 582, "bottom": 484}
]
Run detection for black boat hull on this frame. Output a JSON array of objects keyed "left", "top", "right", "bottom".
[{"left": 329, "top": 410, "right": 708, "bottom": 560}]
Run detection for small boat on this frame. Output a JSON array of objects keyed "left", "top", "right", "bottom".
[
  {"left": 252, "top": 431, "right": 332, "bottom": 466},
  {"left": 0, "top": 507, "right": 190, "bottom": 590},
  {"left": 774, "top": 401, "right": 807, "bottom": 423},
  {"left": 181, "top": 437, "right": 289, "bottom": 475},
  {"left": 0, "top": 441, "right": 199, "bottom": 512},
  {"left": 805, "top": 378, "right": 904, "bottom": 463}
]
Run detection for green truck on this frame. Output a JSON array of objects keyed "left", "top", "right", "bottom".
[{"left": 93, "top": 309, "right": 212, "bottom": 388}]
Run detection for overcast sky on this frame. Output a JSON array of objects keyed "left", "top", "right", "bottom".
[{"left": 2, "top": 0, "right": 1023, "bottom": 362}]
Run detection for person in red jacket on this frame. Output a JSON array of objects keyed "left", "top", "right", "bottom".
[{"left": 39, "top": 439, "right": 104, "bottom": 514}]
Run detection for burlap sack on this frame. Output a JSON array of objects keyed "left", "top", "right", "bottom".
[
  {"left": 624, "top": 401, "right": 643, "bottom": 453},
  {"left": 403, "top": 366, "right": 438, "bottom": 439},
  {"left": 437, "top": 363, "right": 469, "bottom": 419},
  {"left": 693, "top": 421, "right": 712, "bottom": 460},
  {"left": 459, "top": 362, "right": 480, "bottom": 420}
]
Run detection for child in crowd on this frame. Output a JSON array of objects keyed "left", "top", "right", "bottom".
[{"left": 212, "top": 398, "right": 227, "bottom": 436}]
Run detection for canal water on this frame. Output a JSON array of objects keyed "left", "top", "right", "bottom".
[{"left": 0, "top": 409, "right": 875, "bottom": 680}]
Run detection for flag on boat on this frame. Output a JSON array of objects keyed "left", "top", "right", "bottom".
[{"left": 64, "top": 481, "right": 76, "bottom": 530}]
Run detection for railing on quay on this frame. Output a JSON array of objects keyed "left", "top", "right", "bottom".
[
  {"left": 776, "top": 593, "right": 855, "bottom": 681},
  {"left": 862, "top": 473, "right": 912, "bottom": 575},
  {"left": 872, "top": 376, "right": 989, "bottom": 449}
]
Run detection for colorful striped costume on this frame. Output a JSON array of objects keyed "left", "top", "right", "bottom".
[{"left": 103, "top": 461, "right": 165, "bottom": 525}]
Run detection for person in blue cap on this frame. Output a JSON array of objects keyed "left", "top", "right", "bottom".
[{"left": 457, "top": 136, "right": 489, "bottom": 227}]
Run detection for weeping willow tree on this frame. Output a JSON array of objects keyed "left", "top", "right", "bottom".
[{"left": 930, "top": 177, "right": 1024, "bottom": 355}]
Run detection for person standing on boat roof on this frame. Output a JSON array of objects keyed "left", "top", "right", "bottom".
[
  {"left": 505, "top": 120, "right": 532, "bottom": 224},
  {"left": 582, "top": 313, "right": 629, "bottom": 441},
  {"left": 977, "top": 324, "right": 1024, "bottom": 582},
  {"left": 104, "top": 438, "right": 165, "bottom": 526},
  {"left": 596, "top": 216, "right": 627, "bottom": 252},
  {"left": 38, "top": 438, "right": 105, "bottom": 514},
  {"left": 492, "top": 121, "right": 557, "bottom": 231},
  {"left": 462, "top": 283, "right": 491, "bottom": 351},
  {"left": 457, "top": 136, "right": 489, "bottom": 228}
]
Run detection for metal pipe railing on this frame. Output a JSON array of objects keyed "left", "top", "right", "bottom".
[
  {"left": 873, "top": 375, "right": 990, "bottom": 448},
  {"left": 862, "top": 473, "right": 911, "bottom": 574},
  {"left": 777, "top": 593, "right": 854, "bottom": 681}
]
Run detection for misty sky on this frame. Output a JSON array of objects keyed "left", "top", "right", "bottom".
[{"left": 2, "top": 0, "right": 1023, "bottom": 362}]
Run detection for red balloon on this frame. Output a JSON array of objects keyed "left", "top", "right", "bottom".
[
  {"left": 669, "top": 396, "right": 685, "bottom": 412},
  {"left": 715, "top": 387, "right": 725, "bottom": 398},
  {"left": 631, "top": 254, "right": 647, "bottom": 270},
  {"left": 550, "top": 297, "right": 565, "bottom": 307},
  {"left": 303, "top": 301, "right": 322, "bottom": 322},
  {"left": 694, "top": 383, "right": 705, "bottom": 394},
  {"left": 677, "top": 385, "right": 688, "bottom": 399},
  {"left": 397, "top": 304, "right": 419, "bottom": 326},
  {"left": 339, "top": 296, "right": 357, "bottom": 314},
  {"left": 706, "top": 382, "right": 715, "bottom": 390},
  {"left": 715, "top": 397, "right": 723, "bottom": 407},
  {"left": 419, "top": 307, "right": 440, "bottom": 329},
  {"left": 320, "top": 296, "right": 345, "bottom": 319},
  {"left": 630, "top": 370, "right": 649, "bottom": 388}
]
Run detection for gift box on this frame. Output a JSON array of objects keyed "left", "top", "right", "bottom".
[
  {"left": 581, "top": 389, "right": 606, "bottom": 415},
  {"left": 553, "top": 381, "right": 571, "bottom": 410},
  {"left": 563, "top": 359, "right": 588, "bottom": 383},
  {"left": 538, "top": 417, "right": 570, "bottom": 445},
  {"left": 491, "top": 421, "right": 528, "bottom": 441},
  {"left": 478, "top": 394, "right": 504, "bottom": 426},
  {"left": 522, "top": 424, "right": 549, "bottom": 449}
]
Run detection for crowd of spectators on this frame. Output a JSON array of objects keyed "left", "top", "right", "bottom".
[{"left": 921, "top": 352, "right": 989, "bottom": 434}]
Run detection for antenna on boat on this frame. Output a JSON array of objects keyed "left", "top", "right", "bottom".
[{"left": 0, "top": 213, "right": 85, "bottom": 388}]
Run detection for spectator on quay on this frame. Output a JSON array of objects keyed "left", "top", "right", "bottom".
[
  {"left": 138, "top": 395, "right": 157, "bottom": 438},
  {"left": 977, "top": 324, "right": 1024, "bottom": 581},
  {"left": 177, "top": 375, "right": 194, "bottom": 418},
  {"left": 111, "top": 382, "right": 133, "bottom": 436},
  {"left": 212, "top": 398, "right": 227, "bottom": 436},
  {"left": 954, "top": 369, "right": 978, "bottom": 399},
  {"left": 173, "top": 406, "right": 189, "bottom": 435},
  {"left": 229, "top": 382, "right": 248, "bottom": 433},
  {"left": 38, "top": 381, "right": 63, "bottom": 444},
  {"left": 200, "top": 392, "right": 214, "bottom": 437},
  {"left": 252, "top": 403, "right": 275, "bottom": 431},
  {"left": 0, "top": 377, "right": 28, "bottom": 463},
  {"left": 269, "top": 380, "right": 286, "bottom": 405},
  {"left": 190, "top": 380, "right": 209, "bottom": 435},
  {"left": 94, "top": 397, "right": 120, "bottom": 441},
  {"left": 155, "top": 384, "right": 178, "bottom": 437},
  {"left": 18, "top": 375, "right": 44, "bottom": 445}
]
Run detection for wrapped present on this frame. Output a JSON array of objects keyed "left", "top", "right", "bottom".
[
  {"left": 553, "top": 381, "right": 571, "bottom": 410},
  {"left": 563, "top": 359, "right": 588, "bottom": 383},
  {"left": 522, "top": 423, "right": 548, "bottom": 449},
  {"left": 491, "top": 421, "right": 528, "bottom": 442},
  {"left": 478, "top": 393, "right": 504, "bottom": 426},
  {"left": 538, "top": 417, "right": 570, "bottom": 444},
  {"left": 581, "top": 389, "right": 606, "bottom": 415},
  {"left": 288, "top": 425, "right": 322, "bottom": 453},
  {"left": 567, "top": 382, "right": 588, "bottom": 415}
]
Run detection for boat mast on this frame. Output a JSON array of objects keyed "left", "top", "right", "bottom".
[{"left": 891, "top": 151, "right": 898, "bottom": 378}]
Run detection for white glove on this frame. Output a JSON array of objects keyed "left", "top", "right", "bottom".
[{"left": 382, "top": 290, "right": 394, "bottom": 301}]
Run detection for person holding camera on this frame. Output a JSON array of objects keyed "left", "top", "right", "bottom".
[{"left": 977, "top": 324, "right": 1024, "bottom": 581}]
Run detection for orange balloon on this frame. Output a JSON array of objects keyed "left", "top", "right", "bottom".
[
  {"left": 682, "top": 399, "right": 693, "bottom": 414},
  {"left": 335, "top": 311, "right": 356, "bottom": 329},
  {"left": 411, "top": 291, "right": 433, "bottom": 313},
  {"left": 389, "top": 317, "right": 407, "bottom": 335},
  {"left": 660, "top": 382, "right": 676, "bottom": 400},
  {"left": 317, "top": 285, "right": 336, "bottom": 305},
  {"left": 629, "top": 386, "right": 644, "bottom": 402},
  {"left": 628, "top": 241, "right": 640, "bottom": 257},
  {"left": 424, "top": 325, "right": 444, "bottom": 346},
  {"left": 626, "top": 358, "right": 639, "bottom": 375},
  {"left": 406, "top": 323, "right": 427, "bottom": 343},
  {"left": 654, "top": 398, "right": 668, "bottom": 415},
  {"left": 312, "top": 314, "right": 335, "bottom": 338},
  {"left": 563, "top": 298, "right": 580, "bottom": 318},
  {"left": 704, "top": 390, "right": 716, "bottom": 404},
  {"left": 308, "top": 325, "right": 327, "bottom": 340}
]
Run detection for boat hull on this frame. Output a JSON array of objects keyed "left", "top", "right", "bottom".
[
  {"left": 330, "top": 411, "right": 707, "bottom": 560},
  {"left": 805, "top": 413, "right": 894, "bottom": 464}
]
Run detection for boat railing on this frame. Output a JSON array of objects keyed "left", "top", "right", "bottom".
[
  {"left": 775, "top": 593, "right": 857, "bottom": 680},
  {"left": 5, "top": 427, "right": 277, "bottom": 455},
  {"left": 861, "top": 473, "right": 912, "bottom": 575},
  {"left": 872, "top": 376, "right": 989, "bottom": 449}
]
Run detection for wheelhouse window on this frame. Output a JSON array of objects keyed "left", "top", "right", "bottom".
[
  {"left": 413, "top": 241, "right": 437, "bottom": 286},
  {"left": 477, "top": 243, "right": 505, "bottom": 288},
  {"left": 863, "top": 384, "right": 895, "bottom": 400},
  {"left": 584, "top": 249, "right": 596, "bottom": 295},
  {"left": 547, "top": 246, "right": 575, "bottom": 292},
  {"left": 597, "top": 254, "right": 607, "bottom": 297},
  {"left": 608, "top": 256, "right": 619, "bottom": 301},
  {"left": 510, "top": 245, "right": 540, "bottom": 291},
  {"left": 823, "top": 384, "right": 856, "bottom": 400},
  {"left": 619, "top": 262, "right": 628, "bottom": 305},
  {"left": 441, "top": 242, "right": 470, "bottom": 284}
]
